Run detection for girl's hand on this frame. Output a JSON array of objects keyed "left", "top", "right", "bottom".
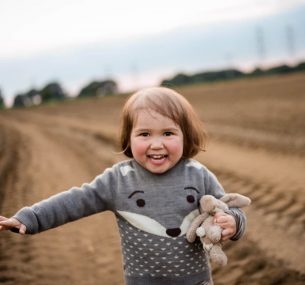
[
  {"left": 214, "top": 212, "right": 236, "bottom": 241},
  {"left": 0, "top": 216, "right": 26, "bottom": 234}
]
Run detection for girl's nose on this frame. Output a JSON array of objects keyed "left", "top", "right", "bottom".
[{"left": 150, "top": 137, "right": 164, "bottom": 149}]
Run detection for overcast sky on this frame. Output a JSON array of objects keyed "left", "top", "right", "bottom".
[
  {"left": 1, "top": 0, "right": 305, "bottom": 105},
  {"left": 1, "top": 0, "right": 304, "bottom": 59}
]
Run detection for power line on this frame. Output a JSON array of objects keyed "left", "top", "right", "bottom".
[
  {"left": 285, "top": 25, "right": 296, "bottom": 58},
  {"left": 256, "top": 26, "right": 266, "bottom": 65}
]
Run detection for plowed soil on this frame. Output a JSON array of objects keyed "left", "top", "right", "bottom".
[{"left": 1, "top": 73, "right": 305, "bottom": 285}]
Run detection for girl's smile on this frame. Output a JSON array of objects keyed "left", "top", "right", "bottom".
[
  {"left": 130, "top": 110, "right": 184, "bottom": 174},
  {"left": 147, "top": 154, "right": 168, "bottom": 167}
]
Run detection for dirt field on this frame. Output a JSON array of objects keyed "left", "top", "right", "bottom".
[{"left": 0, "top": 73, "right": 305, "bottom": 285}]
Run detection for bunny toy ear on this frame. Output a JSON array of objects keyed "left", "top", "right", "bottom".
[{"left": 220, "top": 193, "right": 251, "bottom": 208}]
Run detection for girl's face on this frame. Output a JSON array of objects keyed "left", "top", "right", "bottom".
[{"left": 130, "top": 109, "right": 183, "bottom": 174}]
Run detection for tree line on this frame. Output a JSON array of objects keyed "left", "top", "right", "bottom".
[
  {"left": 0, "top": 61, "right": 304, "bottom": 109},
  {"left": 160, "top": 62, "right": 305, "bottom": 87},
  {"left": 0, "top": 79, "right": 118, "bottom": 109}
]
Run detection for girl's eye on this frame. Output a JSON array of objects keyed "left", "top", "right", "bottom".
[
  {"left": 136, "top": 199, "right": 146, "bottom": 207},
  {"left": 186, "top": 195, "right": 195, "bottom": 203},
  {"left": 164, "top": 131, "right": 173, "bottom": 136},
  {"left": 140, "top": 132, "right": 149, "bottom": 137}
]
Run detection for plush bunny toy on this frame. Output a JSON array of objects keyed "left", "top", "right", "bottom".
[{"left": 186, "top": 193, "right": 251, "bottom": 266}]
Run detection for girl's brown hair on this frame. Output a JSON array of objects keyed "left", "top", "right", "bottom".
[{"left": 120, "top": 87, "right": 207, "bottom": 158}]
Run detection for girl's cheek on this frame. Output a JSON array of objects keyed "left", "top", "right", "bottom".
[
  {"left": 131, "top": 139, "right": 148, "bottom": 154},
  {"left": 172, "top": 139, "right": 184, "bottom": 150}
]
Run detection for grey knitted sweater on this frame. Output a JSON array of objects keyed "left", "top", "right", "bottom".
[{"left": 14, "top": 159, "right": 246, "bottom": 285}]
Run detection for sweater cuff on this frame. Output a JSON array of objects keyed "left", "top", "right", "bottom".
[
  {"left": 225, "top": 207, "right": 246, "bottom": 241},
  {"left": 13, "top": 207, "right": 39, "bottom": 234}
]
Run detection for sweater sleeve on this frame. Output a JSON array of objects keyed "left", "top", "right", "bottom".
[
  {"left": 225, "top": 208, "right": 247, "bottom": 240},
  {"left": 13, "top": 168, "right": 116, "bottom": 234},
  {"left": 205, "top": 168, "right": 247, "bottom": 240}
]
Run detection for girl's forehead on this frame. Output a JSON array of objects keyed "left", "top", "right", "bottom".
[{"left": 133, "top": 109, "right": 179, "bottom": 128}]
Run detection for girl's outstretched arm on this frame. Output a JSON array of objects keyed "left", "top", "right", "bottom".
[{"left": 0, "top": 216, "right": 26, "bottom": 234}]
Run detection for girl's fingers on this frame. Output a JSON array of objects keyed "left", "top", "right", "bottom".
[
  {"left": 221, "top": 234, "right": 230, "bottom": 241},
  {"left": 222, "top": 228, "right": 232, "bottom": 236},
  {"left": 0, "top": 223, "right": 10, "bottom": 231},
  {"left": 0, "top": 218, "right": 20, "bottom": 228},
  {"left": 214, "top": 212, "right": 227, "bottom": 223},
  {"left": 0, "top": 219, "right": 14, "bottom": 227},
  {"left": 214, "top": 213, "right": 236, "bottom": 240},
  {"left": 0, "top": 218, "right": 26, "bottom": 234},
  {"left": 0, "top": 216, "right": 8, "bottom": 221},
  {"left": 214, "top": 217, "right": 230, "bottom": 226},
  {"left": 19, "top": 224, "right": 27, "bottom": 235},
  {"left": 221, "top": 228, "right": 234, "bottom": 241}
]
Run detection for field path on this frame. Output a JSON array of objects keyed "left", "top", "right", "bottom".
[{"left": 0, "top": 112, "right": 124, "bottom": 285}]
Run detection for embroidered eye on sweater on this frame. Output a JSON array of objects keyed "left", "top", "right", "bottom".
[
  {"left": 128, "top": 190, "right": 146, "bottom": 207},
  {"left": 184, "top": 186, "right": 199, "bottom": 204}
]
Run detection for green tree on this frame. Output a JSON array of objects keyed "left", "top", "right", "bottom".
[
  {"left": 13, "top": 94, "right": 35, "bottom": 108},
  {"left": 78, "top": 79, "right": 118, "bottom": 97},
  {"left": 0, "top": 89, "right": 5, "bottom": 109},
  {"left": 12, "top": 89, "right": 41, "bottom": 108},
  {"left": 40, "top": 82, "right": 66, "bottom": 103}
]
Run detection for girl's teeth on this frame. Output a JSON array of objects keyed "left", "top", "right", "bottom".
[{"left": 149, "top": 155, "right": 165, "bottom": 159}]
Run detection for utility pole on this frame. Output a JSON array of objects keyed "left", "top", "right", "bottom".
[{"left": 256, "top": 25, "right": 266, "bottom": 66}]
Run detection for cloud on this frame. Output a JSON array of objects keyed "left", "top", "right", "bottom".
[{"left": 1, "top": 0, "right": 305, "bottom": 58}]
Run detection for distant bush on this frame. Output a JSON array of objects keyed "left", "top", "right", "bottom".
[
  {"left": 11, "top": 78, "right": 118, "bottom": 108},
  {"left": 0, "top": 89, "right": 5, "bottom": 109},
  {"left": 295, "top": 62, "right": 305, "bottom": 71},
  {"left": 78, "top": 79, "right": 118, "bottom": 97},
  {"left": 161, "top": 61, "right": 305, "bottom": 87},
  {"left": 162, "top": 73, "right": 192, "bottom": 87},
  {"left": 40, "top": 82, "right": 66, "bottom": 103},
  {"left": 13, "top": 89, "right": 42, "bottom": 108},
  {"left": 264, "top": 65, "right": 293, "bottom": 75},
  {"left": 192, "top": 69, "right": 243, "bottom": 83},
  {"left": 13, "top": 94, "right": 31, "bottom": 108},
  {"left": 12, "top": 82, "right": 66, "bottom": 108},
  {"left": 161, "top": 69, "right": 245, "bottom": 87}
]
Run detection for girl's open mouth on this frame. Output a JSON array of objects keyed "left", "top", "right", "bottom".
[
  {"left": 147, "top": 154, "right": 169, "bottom": 166},
  {"left": 147, "top": 154, "right": 168, "bottom": 160}
]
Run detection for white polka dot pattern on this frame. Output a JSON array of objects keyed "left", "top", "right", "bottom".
[{"left": 117, "top": 218, "right": 208, "bottom": 278}]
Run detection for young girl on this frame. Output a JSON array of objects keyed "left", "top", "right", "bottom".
[{"left": 0, "top": 87, "right": 246, "bottom": 285}]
